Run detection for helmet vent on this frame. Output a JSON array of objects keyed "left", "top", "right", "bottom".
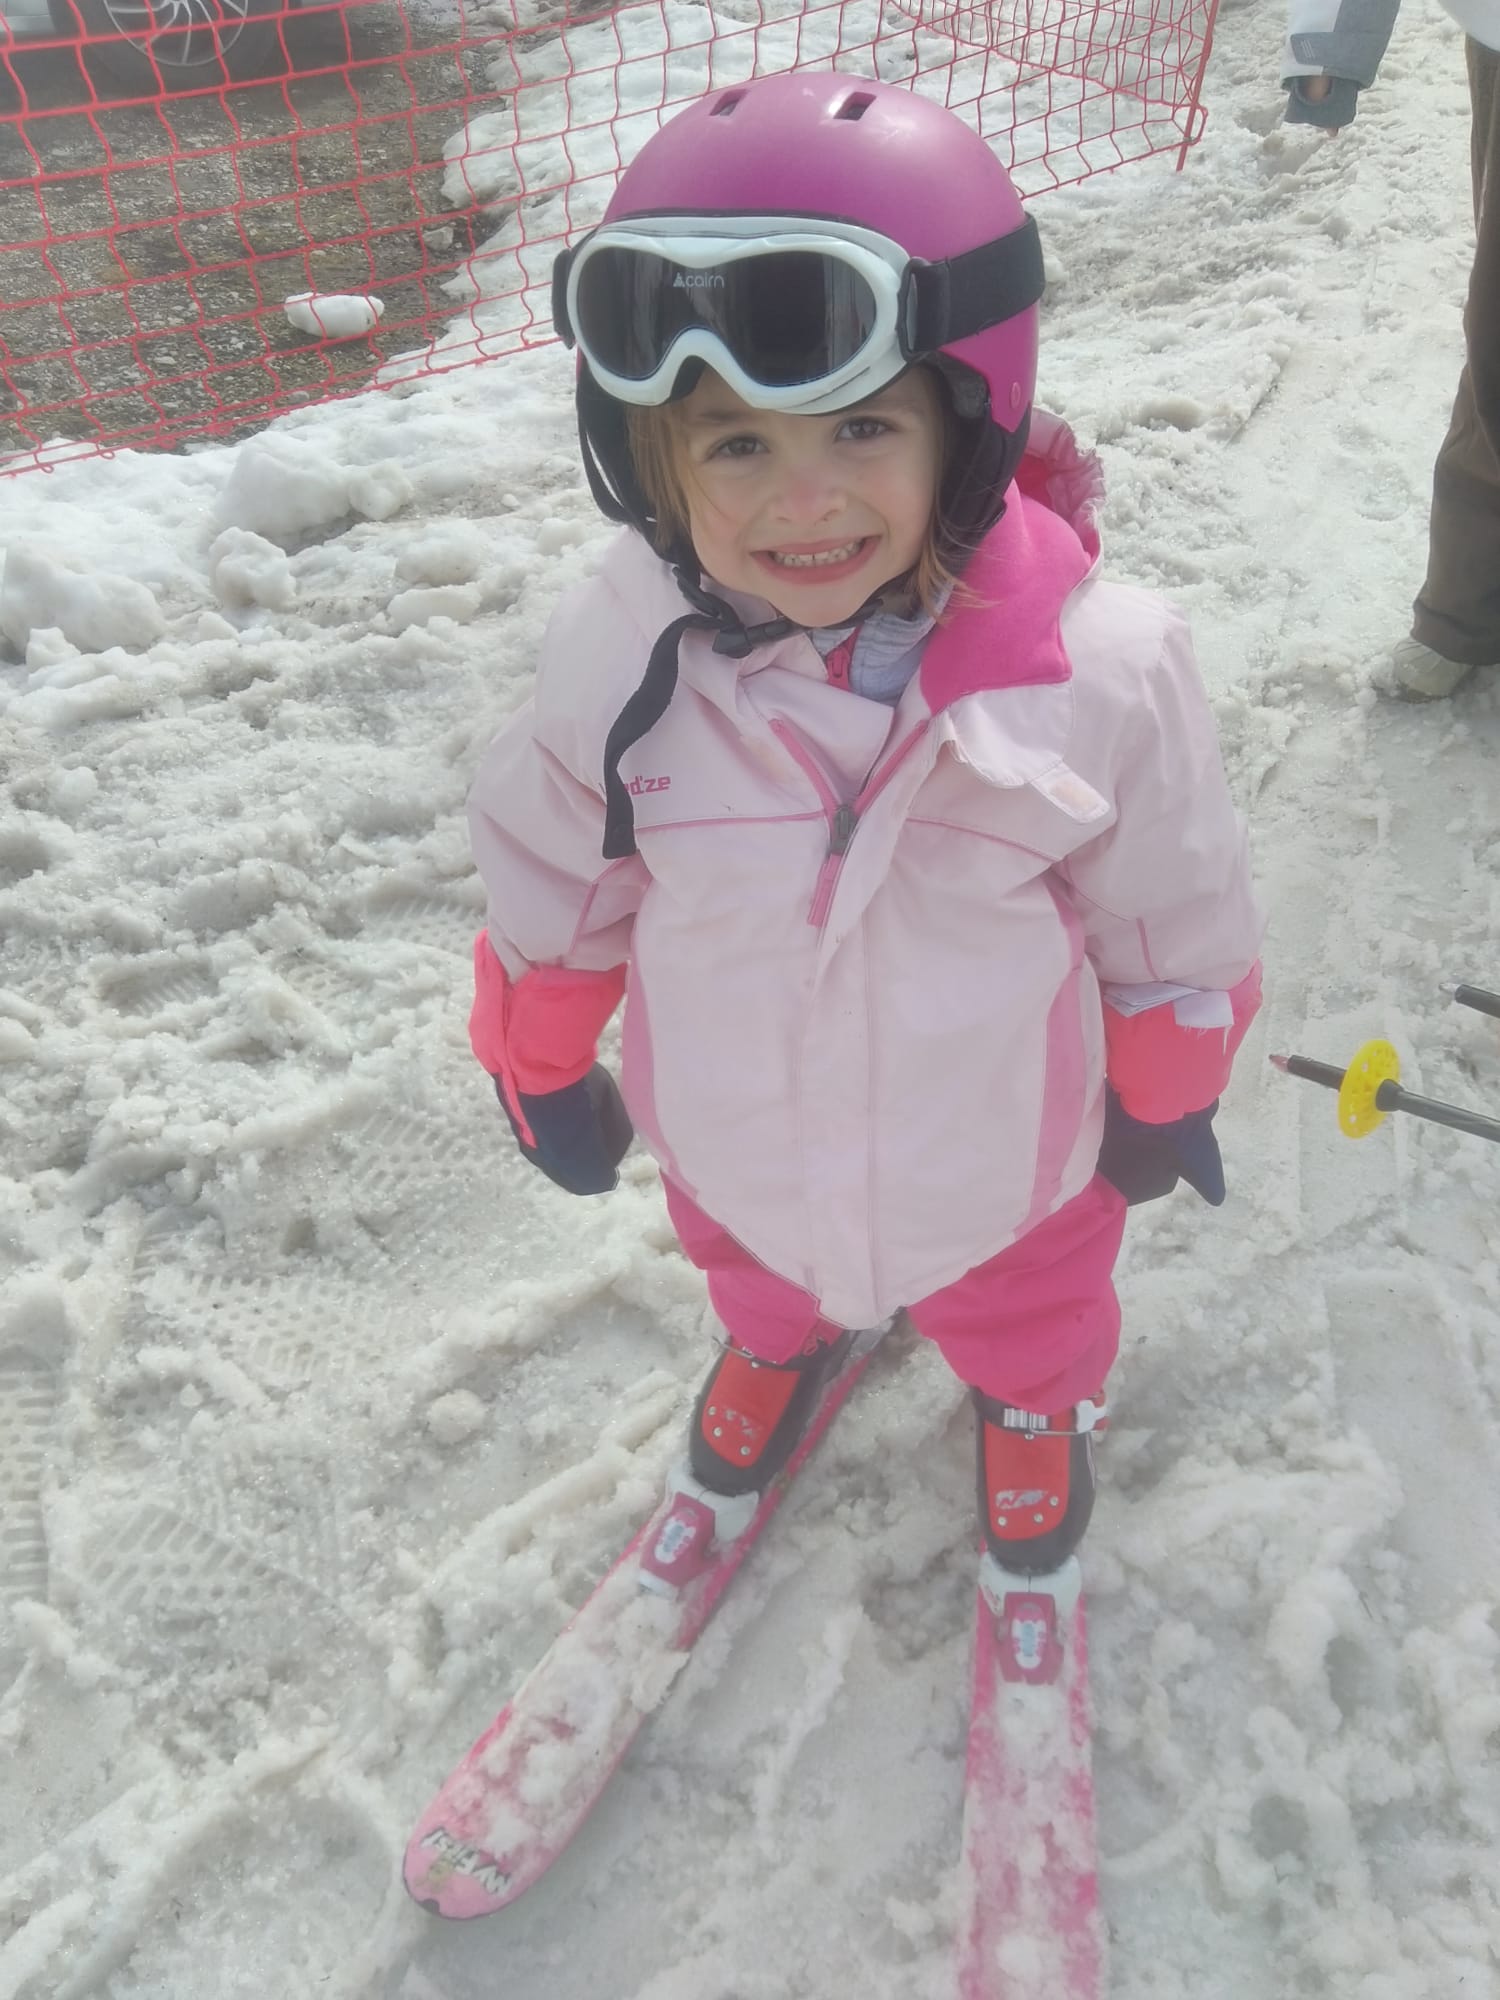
[
  {"left": 709, "top": 90, "right": 745, "bottom": 116},
  {"left": 833, "top": 91, "right": 875, "bottom": 120}
]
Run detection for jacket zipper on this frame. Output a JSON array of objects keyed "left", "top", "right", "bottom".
[
  {"left": 808, "top": 801, "right": 859, "bottom": 927},
  {"left": 773, "top": 721, "right": 926, "bottom": 928}
]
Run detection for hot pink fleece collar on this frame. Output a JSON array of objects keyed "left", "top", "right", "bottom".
[{"left": 919, "top": 482, "right": 1094, "bottom": 713}]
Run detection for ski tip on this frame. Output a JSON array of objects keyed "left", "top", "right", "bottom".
[
  {"left": 403, "top": 1826, "right": 519, "bottom": 1921},
  {"left": 403, "top": 1868, "right": 514, "bottom": 1922}
]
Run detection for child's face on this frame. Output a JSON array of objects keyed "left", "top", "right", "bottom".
[{"left": 674, "top": 369, "right": 943, "bottom": 624}]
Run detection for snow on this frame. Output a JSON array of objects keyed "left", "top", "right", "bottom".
[
  {"left": 3, "top": 0, "right": 1500, "bottom": 1994},
  {"left": 283, "top": 294, "right": 388, "bottom": 341}
]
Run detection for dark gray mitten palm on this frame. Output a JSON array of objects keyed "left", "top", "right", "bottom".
[
  {"left": 499, "top": 1065, "right": 633, "bottom": 1195},
  {"left": 1097, "top": 1088, "right": 1225, "bottom": 1208}
]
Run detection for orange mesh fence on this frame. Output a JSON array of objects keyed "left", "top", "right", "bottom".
[{"left": 0, "top": 0, "right": 1219, "bottom": 473}]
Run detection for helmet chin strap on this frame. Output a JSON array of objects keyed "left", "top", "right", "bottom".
[
  {"left": 670, "top": 563, "right": 799, "bottom": 660},
  {"left": 671, "top": 557, "right": 894, "bottom": 658},
  {"left": 601, "top": 554, "right": 894, "bottom": 860}
]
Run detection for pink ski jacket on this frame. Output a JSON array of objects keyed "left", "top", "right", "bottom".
[{"left": 468, "top": 414, "right": 1263, "bottom": 1329}]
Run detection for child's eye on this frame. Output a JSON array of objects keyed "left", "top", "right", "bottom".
[
  {"left": 707, "top": 434, "right": 765, "bottom": 460},
  {"left": 839, "top": 416, "right": 892, "bottom": 443}
]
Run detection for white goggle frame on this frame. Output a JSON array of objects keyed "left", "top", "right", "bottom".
[{"left": 561, "top": 214, "right": 916, "bottom": 415}]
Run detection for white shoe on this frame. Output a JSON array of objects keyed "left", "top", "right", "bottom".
[{"left": 1391, "top": 637, "right": 1475, "bottom": 701}]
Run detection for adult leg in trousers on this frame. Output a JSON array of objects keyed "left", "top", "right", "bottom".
[{"left": 1411, "top": 38, "right": 1500, "bottom": 669}]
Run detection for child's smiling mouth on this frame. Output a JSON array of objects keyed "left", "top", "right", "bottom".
[{"left": 757, "top": 537, "right": 873, "bottom": 573}]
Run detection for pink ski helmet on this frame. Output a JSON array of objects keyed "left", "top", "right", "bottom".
[{"left": 555, "top": 71, "right": 1044, "bottom": 566}]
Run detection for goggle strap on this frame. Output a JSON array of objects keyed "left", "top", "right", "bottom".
[{"left": 906, "top": 216, "right": 1045, "bottom": 357}]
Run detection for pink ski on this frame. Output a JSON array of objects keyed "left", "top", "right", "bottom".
[
  {"left": 956, "top": 1558, "right": 1103, "bottom": 1998},
  {"left": 403, "top": 1343, "right": 878, "bottom": 1920}
]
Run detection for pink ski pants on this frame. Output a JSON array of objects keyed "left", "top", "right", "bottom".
[{"left": 661, "top": 1174, "right": 1127, "bottom": 1410}]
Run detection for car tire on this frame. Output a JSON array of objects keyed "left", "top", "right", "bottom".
[{"left": 49, "top": 0, "right": 291, "bottom": 93}]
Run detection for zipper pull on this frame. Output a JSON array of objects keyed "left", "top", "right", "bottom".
[{"left": 829, "top": 803, "right": 859, "bottom": 855}]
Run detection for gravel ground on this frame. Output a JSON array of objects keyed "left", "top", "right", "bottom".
[{"left": 0, "top": 0, "right": 506, "bottom": 464}]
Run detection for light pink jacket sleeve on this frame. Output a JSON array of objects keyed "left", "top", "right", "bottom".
[
  {"left": 1059, "top": 602, "right": 1262, "bottom": 994},
  {"left": 466, "top": 580, "right": 649, "bottom": 1078}
]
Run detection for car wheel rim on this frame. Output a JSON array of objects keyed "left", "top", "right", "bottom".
[{"left": 98, "top": 0, "right": 254, "bottom": 65}]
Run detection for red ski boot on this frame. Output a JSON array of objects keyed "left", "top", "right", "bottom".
[
  {"left": 974, "top": 1390, "right": 1107, "bottom": 1576},
  {"left": 689, "top": 1335, "right": 854, "bottom": 1497},
  {"left": 638, "top": 1334, "right": 860, "bottom": 1596}
]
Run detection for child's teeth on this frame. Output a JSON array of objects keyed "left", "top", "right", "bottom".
[{"left": 773, "top": 540, "right": 861, "bottom": 568}]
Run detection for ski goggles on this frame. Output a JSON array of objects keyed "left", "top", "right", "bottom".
[{"left": 551, "top": 212, "right": 1043, "bottom": 414}]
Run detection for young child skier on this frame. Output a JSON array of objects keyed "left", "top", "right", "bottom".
[{"left": 466, "top": 73, "right": 1264, "bottom": 1590}]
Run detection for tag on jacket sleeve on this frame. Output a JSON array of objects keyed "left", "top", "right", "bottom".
[
  {"left": 1030, "top": 761, "right": 1110, "bottom": 823},
  {"left": 1103, "top": 982, "right": 1235, "bottom": 1028}
]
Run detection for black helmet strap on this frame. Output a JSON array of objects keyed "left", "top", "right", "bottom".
[
  {"left": 903, "top": 216, "right": 1045, "bottom": 357},
  {"left": 601, "top": 609, "right": 705, "bottom": 860},
  {"left": 601, "top": 567, "right": 800, "bottom": 859}
]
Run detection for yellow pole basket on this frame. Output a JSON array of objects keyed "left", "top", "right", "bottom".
[{"left": 1336, "top": 1039, "right": 1402, "bottom": 1140}]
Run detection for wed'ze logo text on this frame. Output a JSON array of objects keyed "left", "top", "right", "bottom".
[{"left": 626, "top": 774, "right": 672, "bottom": 795}]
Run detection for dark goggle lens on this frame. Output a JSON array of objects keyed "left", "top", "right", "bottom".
[{"left": 573, "top": 245, "right": 882, "bottom": 388}]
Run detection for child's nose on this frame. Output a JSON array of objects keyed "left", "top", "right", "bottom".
[{"left": 769, "top": 459, "right": 845, "bottom": 526}]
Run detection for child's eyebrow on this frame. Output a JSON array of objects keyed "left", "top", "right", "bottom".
[
  {"left": 855, "top": 381, "right": 925, "bottom": 414},
  {"left": 684, "top": 403, "right": 754, "bottom": 429},
  {"left": 687, "top": 385, "right": 919, "bottom": 429}
]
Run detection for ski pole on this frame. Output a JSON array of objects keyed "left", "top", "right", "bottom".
[
  {"left": 1270, "top": 1041, "right": 1500, "bottom": 1145},
  {"left": 1452, "top": 983, "right": 1500, "bottom": 1023}
]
